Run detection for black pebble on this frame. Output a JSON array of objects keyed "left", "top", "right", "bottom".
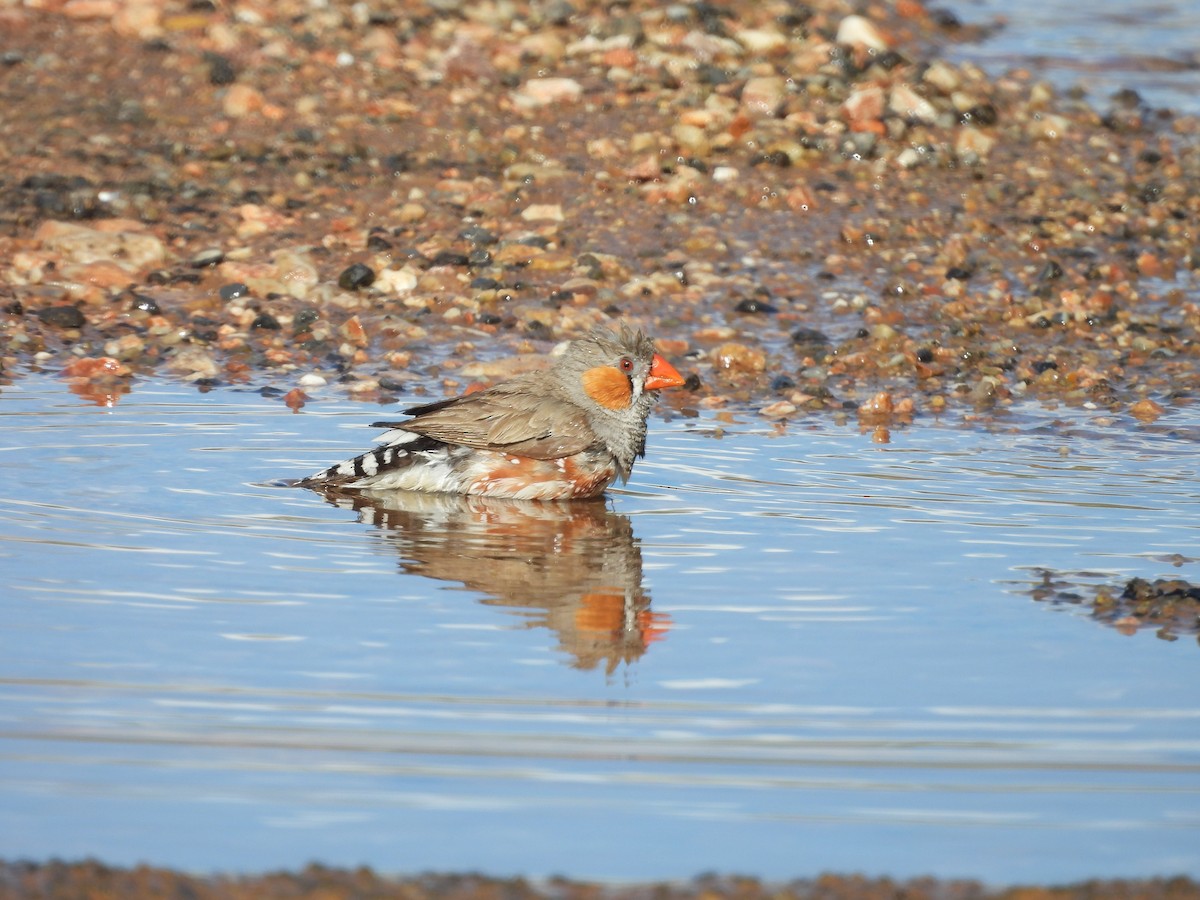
[
  {"left": 791, "top": 327, "right": 830, "bottom": 345},
  {"left": 129, "top": 293, "right": 161, "bottom": 314},
  {"left": 36, "top": 305, "right": 86, "bottom": 328},
  {"left": 734, "top": 297, "right": 777, "bottom": 314},
  {"left": 294, "top": 308, "right": 321, "bottom": 331},
  {"left": 219, "top": 282, "right": 250, "bottom": 302},
  {"left": 930, "top": 8, "right": 962, "bottom": 28},
  {"left": 1037, "top": 260, "right": 1064, "bottom": 282},
  {"left": 771, "top": 374, "right": 796, "bottom": 391},
  {"left": 460, "top": 225, "right": 498, "bottom": 245},
  {"left": 378, "top": 375, "right": 407, "bottom": 392},
  {"left": 945, "top": 266, "right": 973, "bottom": 280},
  {"left": 190, "top": 316, "right": 219, "bottom": 342},
  {"left": 338, "top": 262, "right": 376, "bottom": 290},
  {"left": 205, "top": 52, "right": 237, "bottom": 86},
  {"left": 250, "top": 313, "right": 281, "bottom": 331},
  {"left": 961, "top": 103, "right": 998, "bottom": 126},
  {"left": 1032, "top": 360, "right": 1059, "bottom": 374},
  {"left": 430, "top": 250, "right": 470, "bottom": 268}
]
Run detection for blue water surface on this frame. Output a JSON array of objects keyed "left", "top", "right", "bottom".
[{"left": 1, "top": 373, "right": 1197, "bottom": 883}]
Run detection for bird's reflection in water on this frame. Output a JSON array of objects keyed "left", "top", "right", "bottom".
[{"left": 315, "top": 488, "right": 671, "bottom": 673}]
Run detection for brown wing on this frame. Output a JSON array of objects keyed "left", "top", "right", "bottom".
[{"left": 384, "top": 379, "right": 598, "bottom": 460}]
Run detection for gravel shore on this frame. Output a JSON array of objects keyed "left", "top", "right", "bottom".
[
  {"left": 2, "top": 862, "right": 1198, "bottom": 900},
  {"left": 2, "top": 0, "right": 1197, "bottom": 433}
]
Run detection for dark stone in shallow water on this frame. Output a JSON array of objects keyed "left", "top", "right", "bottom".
[
  {"left": 459, "top": 225, "right": 497, "bottom": 245},
  {"left": 36, "top": 305, "right": 86, "bottom": 328},
  {"left": 205, "top": 52, "right": 237, "bottom": 86},
  {"left": 430, "top": 250, "right": 470, "bottom": 268},
  {"left": 219, "top": 282, "right": 250, "bottom": 302},
  {"left": 771, "top": 374, "right": 796, "bottom": 391},
  {"left": 250, "top": 313, "right": 281, "bottom": 331},
  {"left": 129, "top": 293, "right": 161, "bottom": 315},
  {"left": 338, "top": 262, "right": 376, "bottom": 290},
  {"left": 791, "top": 327, "right": 830, "bottom": 345},
  {"left": 734, "top": 297, "right": 777, "bottom": 314},
  {"left": 1038, "top": 260, "right": 1064, "bottom": 282},
  {"left": 293, "top": 308, "right": 320, "bottom": 332}
]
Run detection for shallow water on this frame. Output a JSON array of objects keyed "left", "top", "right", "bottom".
[
  {"left": 947, "top": 0, "right": 1200, "bottom": 114},
  {"left": 1, "top": 373, "right": 1198, "bottom": 882}
]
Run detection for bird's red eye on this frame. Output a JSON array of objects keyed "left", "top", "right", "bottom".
[{"left": 618, "top": 356, "right": 634, "bottom": 372}]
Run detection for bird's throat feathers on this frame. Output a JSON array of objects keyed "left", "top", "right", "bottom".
[{"left": 581, "top": 365, "right": 633, "bottom": 410}]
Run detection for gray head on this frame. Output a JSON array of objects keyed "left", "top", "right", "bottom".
[{"left": 551, "top": 326, "right": 685, "bottom": 476}]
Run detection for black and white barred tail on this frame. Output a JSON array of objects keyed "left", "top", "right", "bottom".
[{"left": 299, "top": 429, "right": 435, "bottom": 487}]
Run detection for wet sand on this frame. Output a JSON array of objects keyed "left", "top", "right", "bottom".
[{"left": 2, "top": 0, "right": 1198, "bottom": 889}]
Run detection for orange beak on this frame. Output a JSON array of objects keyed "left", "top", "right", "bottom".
[{"left": 644, "top": 353, "right": 686, "bottom": 392}]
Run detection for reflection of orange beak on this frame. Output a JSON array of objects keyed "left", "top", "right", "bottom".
[{"left": 645, "top": 353, "right": 686, "bottom": 392}]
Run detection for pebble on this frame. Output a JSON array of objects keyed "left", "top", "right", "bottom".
[
  {"left": 219, "top": 282, "right": 250, "bottom": 302},
  {"left": 889, "top": 83, "right": 940, "bottom": 123},
  {"left": 734, "top": 27, "right": 788, "bottom": 55},
  {"left": 395, "top": 202, "right": 427, "bottom": 223},
  {"left": 250, "top": 313, "right": 280, "bottom": 331},
  {"left": 337, "top": 263, "right": 376, "bottom": 291},
  {"left": 759, "top": 400, "right": 796, "bottom": 419},
  {"left": 36, "top": 305, "right": 86, "bottom": 329},
  {"left": 922, "top": 61, "right": 961, "bottom": 94},
  {"left": 374, "top": 267, "right": 419, "bottom": 294},
  {"left": 734, "top": 297, "right": 777, "bottom": 314},
  {"left": 711, "top": 342, "right": 767, "bottom": 374},
  {"left": 283, "top": 388, "right": 308, "bottom": 410},
  {"left": 222, "top": 83, "right": 264, "bottom": 118},
  {"left": 842, "top": 86, "right": 886, "bottom": 132},
  {"left": 1129, "top": 399, "right": 1165, "bottom": 421},
  {"left": 857, "top": 391, "right": 895, "bottom": 420},
  {"left": 954, "top": 127, "right": 997, "bottom": 162},
  {"left": 166, "top": 346, "right": 219, "bottom": 381},
  {"left": 36, "top": 220, "right": 166, "bottom": 271},
  {"left": 298, "top": 373, "right": 327, "bottom": 388},
  {"left": 521, "top": 204, "right": 565, "bottom": 222},
  {"left": 61, "top": 356, "right": 129, "bottom": 378},
  {"left": 836, "top": 15, "right": 889, "bottom": 51},
  {"left": 512, "top": 77, "right": 583, "bottom": 108},
  {"left": 190, "top": 248, "right": 225, "bottom": 268},
  {"left": 740, "top": 76, "right": 787, "bottom": 118}
]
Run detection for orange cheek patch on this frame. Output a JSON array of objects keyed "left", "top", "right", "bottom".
[{"left": 582, "top": 365, "right": 633, "bottom": 410}]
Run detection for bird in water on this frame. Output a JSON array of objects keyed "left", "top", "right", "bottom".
[{"left": 298, "top": 326, "right": 686, "bottom": 500}]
